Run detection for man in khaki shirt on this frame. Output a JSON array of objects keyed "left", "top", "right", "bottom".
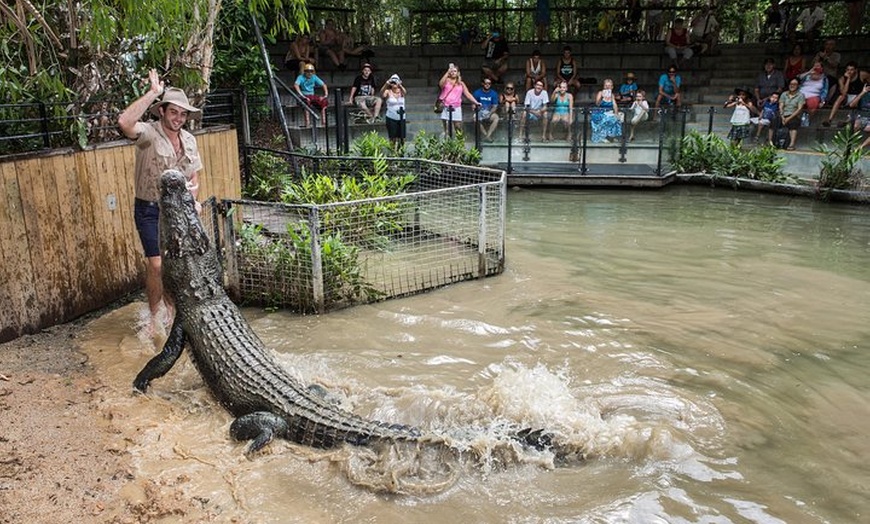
[{"left": 118, "top": 69, "right": 203, "bottom": 336}]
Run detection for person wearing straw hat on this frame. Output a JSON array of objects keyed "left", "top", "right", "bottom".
[
  {"left": 294, "top": 62, "right": 329, "bottom": 127},
  {"left": 118, "top": 68, "right": 203, "bottom": 338}
]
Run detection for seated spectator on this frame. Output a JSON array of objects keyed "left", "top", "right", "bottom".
[
  {"left": 284, "top": 33, "right": 316, "bottom": 74},
  {"left": 798, "top": 61, "right": 829, "bottom": 116},
  {"left": 812, "top": 39, "right": 841, "bottom": 101},
  {"left": 653, "top": 66, "right": 682, "bottom": 118},
  {"left": 522, "top": 80, "right": 549, "bottom": 140},
  {"left": 348, "top": 63, "right": 382, "bottom": 124},
  {"left": 553, "top": 46, "right": 582, "bottom": 93},
  {"left": 823, "top": 62, "right": 865, "bottom": 126},
  {"left": 847, "top": 83, "right": 870, "bottom": 149},
  {"left": 689, "top": 6, "right": 720, "bottom": 54},
  {"left": 664, "top": 18, "right": 693, "bottom": 69},
  {"left": 294, "top": 63, "right": 329, "bottom": 127},
  {"left": 500, "top": 82, "right": 520, "bottom": 116},
  {"left": 751, "top": 91, "right": 780, "bottom": 144},
  {"left": 548, "top": 80, "right": 574, "bottom": 141},
  {"left": 525, "top": 49, "right": 548, "bottom": 91},
  {"left": 318, "top": 19, "right": 347, "bottom": 70},
  {"left": 473, "top": 78, "right": 501, "bottom": 141},
  {"left": 779, "top": 77, "right": 806, "bottom": 150},
  {"left": 792, "top": 1, "right": 825, "bottom": 45},
  {"left": 784, "top": 43, "right": 805, "bottom": 82},
  {"left": 481, "top": 28, "right": 510, "bottom": 83},
  {"left": 628, "top": 89, "right": 650, "bottom": 141},
  {"left": 590, "top": 78, "right": 623, "bottom": 143},
  {"left": 755, "top": 57, "right": 786, "bottom": 102},
  {"left": 616, "top": 72, "right": 639, "bottom": 105}
]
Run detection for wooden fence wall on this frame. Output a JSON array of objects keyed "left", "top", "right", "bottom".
[{"left": 0, "top": 126, "right": 241, "bottom": 343}]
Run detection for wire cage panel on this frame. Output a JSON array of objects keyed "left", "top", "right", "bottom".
[{"left": 220, "top": 159, "right": 505, "bottom": 313}]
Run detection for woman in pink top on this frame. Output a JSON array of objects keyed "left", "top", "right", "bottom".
[
  {"left": 798, "top": 61, "right": 829, "bottom": 115},
  {"left": 438, "top": 63, "right": 480, "bottom": 135}
]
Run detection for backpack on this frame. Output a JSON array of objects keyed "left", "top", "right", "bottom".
[{"left": 773, "top": 126, "right": 789, "bottom": 149}]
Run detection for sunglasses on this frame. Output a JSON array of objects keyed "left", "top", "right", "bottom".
[{"left": 505, "top": 86, "right": 515, "bottom": 90}]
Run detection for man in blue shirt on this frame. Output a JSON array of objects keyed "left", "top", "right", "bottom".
[
  {"left": 653, "top": 66, "right": 682, "bottom": 119},
  {"left": 473, "top": 78, "right": 501, "bottom": 140}
]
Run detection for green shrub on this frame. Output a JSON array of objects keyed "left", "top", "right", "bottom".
[
  {"left": 816, "top": 129, "right": 867, "bottom": 194},
  {"left": 674, "top": 130, "right": 791, "bottom": 183},
  {"left": 410, "top": 130, "right": 481, "bottom": 165}
]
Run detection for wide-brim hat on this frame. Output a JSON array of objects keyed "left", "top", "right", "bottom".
[
  {"left": 625, "top": 72, "right": 636, "bottom": 79},
  {"left": 150, "top": 87, "right": 200, "bottom": 117}
]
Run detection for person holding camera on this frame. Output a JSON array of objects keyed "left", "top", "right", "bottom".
[
  {"left": 481, "top": 28, "right": 510, "bottom": 83},
  {"left": 382, "top": 74, "right": 407, "bottom": 149},
  {"left": 438, "top": 63, "right": 479, "bottom": 136},
  {"left": 724, "top": 88, "right": 756, "bottom": 147}
]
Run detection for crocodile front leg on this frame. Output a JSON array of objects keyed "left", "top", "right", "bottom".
[{"left": 133, "top": 317, "right": 187, "bottom": 392}]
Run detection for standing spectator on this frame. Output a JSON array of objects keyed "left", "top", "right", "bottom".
[
  {"left": 553, "top": 46, "right": 582, "bottom": 93},
  {"left": 645, "top": 0, "right": 665, "bottom": 41},
  {"left": 823, "top": 62, "right": 864, "bottom": 126},
  {"left": 481, "top": 28, "right": 510, "bottom": 83},
  {"left": 522, "top": 80, "right": 550, "bottom": 140},
  {"left": 500, "top": 82, "right": 520, "bottom": 116},
  {"left": 616, "top": 72, "right": 639, "bottom": 104},
  {"left": 548, "top": 80, "right": 574, "bottom": 141},
  {"left": 284, "top": 33, "right": 316, "bottom": 74},
  {"left": 762, "top": 0, "right": 786, "bottom": 41},
  {"left": 689, "top": 6, "right": 720, "bottom": 55},
  {"left": 724, "top": 88, "right": 756, "bottom": 147},
  {"left": 318, "top": 19, "right": 347, "bottom": 70},
  {"left": 473, "top": 78, "right": 501, "bottom": 141},
  {"left": 535, "top": 0, "right": 551, "bottom": 43},
  {"left": 628, "top": 89, "right": 650, "bottom": 141},
  {"left": 755, "top": 57, "right": 786, "bottom": 102},
  {"left": 438, "top": 63, "right": 479, "bottom": 135},
  {"left": 382, "top": 74, "right": 406, "bottom": 149},
  {"left": 590, "top": 78, "right": 623, "bottom": 143},
  {"left": 783, "top": 43, "right": 805, "bottom": 82},
  {"left": 798, "top": 61, "right": 829, "bottom": 117},
  {"left": 664, "top": 18, "right": 693, "bottom": 69},
  {"left": 845, "top": 0, "right": 865, "bottom": 34},
  {"left": 348, "top": 63, "right": 382, "bottom": 124},
  {"left": 793, "top": 1, "right": 825, "bottom": 45},
  {"left": 653, "top": 66, "right": 682, "bottom": 117},
  {"left": 525, "top": 49, "right": 548, "bottom": 92},
  {"left": 117, "top": 69, "right": 203, "bottom": 337},
  {"left": 779, "top": 77, "right": 806, "bottom": 150},
  {"left": 295, "top": 63, "right": 329, "bottom": 127},
  {"left": 812, "top": 39, "right": 841, "bottom": 101},
  {"left": 751, "top": 92, "right": 780, "bottom": 144}
]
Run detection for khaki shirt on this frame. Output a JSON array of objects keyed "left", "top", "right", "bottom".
[{"left": 133, "top": 121, "right": 203, "bottom": 202}]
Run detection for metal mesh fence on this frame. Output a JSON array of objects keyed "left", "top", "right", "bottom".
[{"left": 217, "top": 154, "right": 505, "bottom": 313}]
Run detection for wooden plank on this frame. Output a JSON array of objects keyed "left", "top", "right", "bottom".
[
  {"left": 0, "top": 161, "right": 38, "bottom": 340},
  {"left": 52, "top": 152, "right": 94, "bottom": 317},
  {"left": 18, "top": 157, "right": 65, "bottom": 326},
  {"left": 112, "top": 145, "right": 141, "bottom": 283},
  {"left": 81, "top": 149, "right": 117, "bottom": 293}
]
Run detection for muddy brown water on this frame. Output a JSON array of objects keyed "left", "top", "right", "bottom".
[{"left": 80, "top": 186, "right": 870, "bottom": 523}]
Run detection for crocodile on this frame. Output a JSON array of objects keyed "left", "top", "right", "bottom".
[{"left": 132, "top": 169, "right": 423, "bottom": 453}]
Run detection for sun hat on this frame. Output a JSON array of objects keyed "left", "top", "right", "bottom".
[
  {"left": 362, "top": 63, "right": 373, "bottom": 71},
  {"left": 388, "top": 73, "right": 401, "bottom": 84},
  {"left": 625, "top": 72, "right": 636, "bottom": 80},
  {"left": 150, "top": 87, "right": 200, "bottom": 117},
  {"left": 303, "top": 63, "right": 316, "bottom": 72}
]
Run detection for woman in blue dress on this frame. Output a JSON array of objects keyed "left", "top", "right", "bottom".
[{"left": 590, "top": 78, "right": 623, "bottom": 143}]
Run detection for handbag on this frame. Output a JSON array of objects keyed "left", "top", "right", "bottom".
[{"left": 434, "top": 84, "right": 459, "bottom": 113}]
